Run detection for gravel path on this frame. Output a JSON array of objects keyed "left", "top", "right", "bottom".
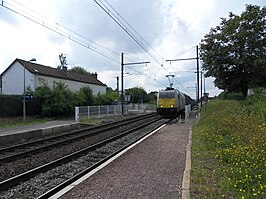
[{"left": 60, "top": 114, "right": 197, "bottom": 199}]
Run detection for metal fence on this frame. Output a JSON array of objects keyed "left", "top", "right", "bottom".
[{"left": 75, "top": 103, "right": 156, "bottom": 122}]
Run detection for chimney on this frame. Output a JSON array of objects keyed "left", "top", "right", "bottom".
[{"left": 91, "top": 72, "right": 98, "bottom": 79}]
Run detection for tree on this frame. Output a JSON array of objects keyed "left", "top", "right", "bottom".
[
  {"left": 147, "top": 91, "right": 157, "bottom": 104},
  {"left": 34, "top": 85, "right": 52, "bottom": 113},
  {"left": 35, "top": 82, "right": 78, "bottom": 117},
  {"left": 69, "top": 66, "right": 90, "bottom": 75},
  {"left": 125, "top": 86, "right": 148, "bottom": 103},
  {"left": 200, "top": 5, "right": 266, "bottom": 97},
  {"left": 94, "top": 91, "right": 119, "bottom": 105},
  {"left": 77, "top": 86, "right": 94, "bottom": 106},
  {"left": 106, "top": 87, "right": 114, "bottom": 92}
]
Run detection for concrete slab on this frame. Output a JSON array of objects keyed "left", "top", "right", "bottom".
[{"left": 0, "top": 120, "right": 81, "bottom": 146}]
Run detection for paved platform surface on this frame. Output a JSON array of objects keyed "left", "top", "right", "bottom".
[
  {"left": 0, "top": 119, "right": 79, "bottom": 146},
  {"left": 0, "top": 119, "right": 77, "bottom": 136},
  {"left": 59, "top": 114, "right": 196, "bottom": 199}
]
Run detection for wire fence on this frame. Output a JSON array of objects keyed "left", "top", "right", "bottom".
[{"left": 75, "top": 103, "right": 156, "bottom": 122}]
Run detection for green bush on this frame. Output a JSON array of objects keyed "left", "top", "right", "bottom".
[
  {"left": 34, "top": 83, "right": 119, "bottom": 117},
  {"left": 218, "top": 91, "right": 243, "bottom": 100}
]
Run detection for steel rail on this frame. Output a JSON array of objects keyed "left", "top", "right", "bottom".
[
  {"left": 0, "top": 113, "right": 157, "bottom": 163},
  {"left": 0, "top": 117, "right": 163, "bottom": 191},
  {"left": 0, "top": 112, "right": 155, "bottom": 152},
  {"left": 38, "top": 118, "right": 170, "bottom": 199}
]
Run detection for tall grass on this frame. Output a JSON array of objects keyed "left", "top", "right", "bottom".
[
  {"left": 0, "top": 117, "right": 52, "bottom": 128},
  {"left": 191, "top": 96, "right": 265, "bottom": 198}
]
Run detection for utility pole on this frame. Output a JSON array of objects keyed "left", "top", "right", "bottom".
[
  {"left": 121, "top": 53, "right": 150, "bottom": 115},
  {"left": 23, "top": 58, "right": 36, "bottom": 121},
  {"left": 203, "top": 71, "right": 206, "bottom": 111},
  {"left": 165, "top": 45, "right": 200, "bottom": 113},
  {"left": 116, "top": 76, "right": 119, "bottom": 96},
  {"left": 121, "top": 53, "right": 124, "bottom": 115},
  {"left": 196, "top": 45, "right": 200, "bottom": 111},
  {"left": 200, "top": 70, "right": 203, "bottom": 108}
]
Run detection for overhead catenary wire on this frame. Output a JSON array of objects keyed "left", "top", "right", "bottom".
[
  {"left": 172, "top": 46, "right": 196, "bottom": 59},
  {"left": 122, "top": 55, "right": 170, "bottom": 89},
  {"left": 1, "top": 0, "right": 120, "bottom": 64},
  {"left": 2, "top": 0, "right": 197, "bottom": 94},
  {"left": 1, "top": 0, "right": 170, "bottom": 91},
  {"left": 164, "top": 46, "right": 200, "bottom": 94},
  {"left": 173, "top": 77, "right": 188, "bottom": 93},
  {"left": 5, "top": 0, "right": 120, "bottom": 57},
  {"left": 102, "top": 0, "right": 164, "bottom": 62},
  {"left": 93, "top": 0, "right": 166, "bottom": 69}
]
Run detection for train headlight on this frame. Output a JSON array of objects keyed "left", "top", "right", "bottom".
[{"left": 170, "top": 105, "right": 174, "bottom": 107}]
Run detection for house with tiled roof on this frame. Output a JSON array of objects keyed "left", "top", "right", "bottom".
[{"left": 0, "top": 58, "right": 106, "bottom": 95}]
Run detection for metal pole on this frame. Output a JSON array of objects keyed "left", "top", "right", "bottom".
[
  {"left": 204, "top": 73, "right": 206, "bottom": 111},
  {"left": 120, "top": 53, "right": 149, "bottom": 115},
  {"left": 195, "top": 82, "right": 197, "bottom": 106},
  {"left": 116, "top": 76, "right": 119, "bottom": 96},
  {"left": 22, "top": 58, "right": 36, "bottom": 121},
  {"left": 196, "top": 45, "right": 199, "bottom": 113},
  {"left": 0, "top": 75, "right": 2, "bottom": 94},
  {"left": 121, "top": 53, "right": 124, "bottom": 115},
  {"left": 23, "top": 63, "right": 26, "bottom": 121},
  {"left": 204, "top": 73, "right": 206, "bottom": 94},
  {"left": 201, "top": 71, "right": 203, "bottom": 108}
]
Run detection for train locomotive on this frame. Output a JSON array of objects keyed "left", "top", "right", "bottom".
[{"left": 156, "top": 88, "right": 186, "bottom": 118}]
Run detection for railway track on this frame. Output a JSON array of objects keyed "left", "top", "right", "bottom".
[
  {"left": 0, "top": 114, "right": 170, "bottom": 198},
  {"left": 0, "top": 113, "right": 158, "bottom": 182},
  {"left": 0, "top": 113, "right": 156, "bottom": 163}
]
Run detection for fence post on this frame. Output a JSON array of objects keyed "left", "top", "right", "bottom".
[
  {"left": 88, "top": 106, "right": 90, "bottom": 119},
  {"left": 75, "top": 107, "right": 79, "bottom": 122},
  {"left": 125, "top": 104, "right": 128, "bottom": 114}
]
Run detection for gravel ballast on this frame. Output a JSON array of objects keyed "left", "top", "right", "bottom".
[{"left": 0, "top": 116, "right": 167, "bottom": 198}]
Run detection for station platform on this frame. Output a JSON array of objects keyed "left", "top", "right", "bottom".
[
  {"left": 0, "top": 119, "right": 80, "bottom": 146},
  {"left": 54, "top": 113, "right": 197, "bottom": 199}
]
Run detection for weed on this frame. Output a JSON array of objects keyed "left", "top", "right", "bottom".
[
  {"left": 191, "top": 97, "right": 265, "bottom": 198},
  {"left": 0, "top": 117, "right": 52, "bottom": 128}
]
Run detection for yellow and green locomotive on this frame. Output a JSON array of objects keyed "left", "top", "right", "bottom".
[{"left": 156, "top": 88, "right": 185, "bottom": 118}]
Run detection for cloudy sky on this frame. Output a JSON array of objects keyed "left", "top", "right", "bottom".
[{"left": 0, "top": 0, "right": 265, "bottom": 98}]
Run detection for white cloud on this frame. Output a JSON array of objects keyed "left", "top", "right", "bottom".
[{"left": 1, "top": 0, "right": 264, "bottom": 97}]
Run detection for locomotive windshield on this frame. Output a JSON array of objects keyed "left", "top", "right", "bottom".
[{"left": 159, "top": 91, "right": 175, "bottom": 98}]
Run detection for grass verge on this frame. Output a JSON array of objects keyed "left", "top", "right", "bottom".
[
  {"left": 0, "top": 117, "right": 52, "bottom": 128},
  {"left": 191, "top": 96, "right": 265, "bottom": 198}
]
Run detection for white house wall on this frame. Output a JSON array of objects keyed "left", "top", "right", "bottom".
[
  {"left": 2, "top": 62, "right": 106, "bottom": 95},
  {"left": 37, "top": 75, "right": 106, "bottom": 95},
  {"left": 1, "top": 62, "right": 35, "bottom": 95}
]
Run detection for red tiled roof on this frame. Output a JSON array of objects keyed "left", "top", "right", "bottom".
[{"left": 15, "top": 58, "right": 106, "bottom": 86}]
